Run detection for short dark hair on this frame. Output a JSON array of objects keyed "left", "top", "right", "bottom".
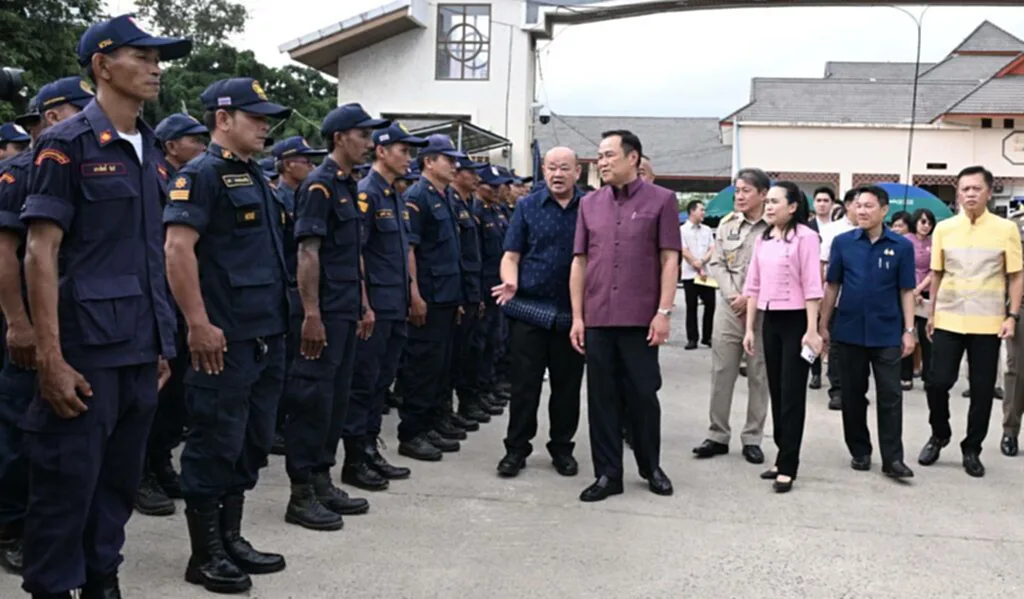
[
  {"left": 842, "top": 188, "right": 858, "bottom": 205},
  {"left": 202, "top": 109, "right": 236, "bottom": 132},
  {"left": 956, "top": 165, "right": 994, "bottom": 189},
  {"left": 600, "top": 129, "right": 642, "bottom": 169},
  {"left": 734, "top": 168, "right": 770, "bottom": 191},
  {"left": 910, "top": 208, "right": 936, "bottom": 236},
  {"left": 890, "top": 210, "right": 912, "bottom": 229},
  {"left": 812, "top": 186, "right": 836, "bottom": 203},
  {"left": 687, "top": 200, "right": 704, "bottom": 214},
  {"left": 856, "top": 184, "right": 890, "bottom": 206}
]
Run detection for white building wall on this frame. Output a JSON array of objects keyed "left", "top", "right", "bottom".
[{"left": 335, "top": 1, "right": 534, "bottom": 173}]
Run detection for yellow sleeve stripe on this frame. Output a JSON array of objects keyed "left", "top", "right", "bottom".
[
  {"left": 405, "top": 201, "right": 420, "bottom": 213},
  {"left": 308, "top": 183, "right": 331, "bottom": 198}
]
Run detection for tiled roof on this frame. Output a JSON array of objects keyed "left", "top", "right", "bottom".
[
  {"left": 920, "top": 54, "right": 1017, "bottom": 81},
  {"left": 825, "top": 61, "right": 935, "bottom": 80},
  {"left": 731, "top": 78, "right": 979, "bottom": 124},
  {"left": 533, "top": 115, "right": 731, "bottom": 177},
  {"left": 944, "top": 78, "right": 1024, "bottom": 114},
  {"left": 952, "top": 21, "right": 1024, "bottom": 54}
]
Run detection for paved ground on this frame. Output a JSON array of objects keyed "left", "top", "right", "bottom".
[{"left": 4, "top": 289, "right": 1024, "bottom": 598}]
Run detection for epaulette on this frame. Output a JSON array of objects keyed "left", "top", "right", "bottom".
[
  {"left": 719, "top": 211, "right": 738, "bottom": 224},
  {"left": 37, "top": 110, "right": 91, "bottom": 143}
]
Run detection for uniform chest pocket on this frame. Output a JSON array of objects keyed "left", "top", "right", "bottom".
[
  {"left": 430, "top": 203, "right": 454, "bottom": 241},
  {"left": 333, "top": 200, "right": 359, "bottom": 245},
  {"left": 375, "top": 215, "right": 400, "bottom": 233},
  {"left": 80, "top": 177, "right": 136, "bottom": 241},
  {"left": 227, "top": 188, "right": 264, "bottom": 235}
]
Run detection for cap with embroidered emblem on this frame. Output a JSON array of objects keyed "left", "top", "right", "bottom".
[
  {"left": 478, "top": 164, "right": 513, "bottom": 186},
  {"left": 154, "top": 112, "right": 209, "bottom": 145},
  {"left": 271, "top": 136, "right": 326, "bottom": 160},
  {"left": 200, "top": 78, "right": 291, "bottom": 119},
  {"left": 77, "top": 14, "right": 192, "bottom": 66},
  {"left": 420, "top": 134, "right": 467, "bottom": 159},
  {"left": 371, "top": 122, "right": 427, "bottom": 148},
  {"left": 456, "top": 156, "right": 486, "bottom": 171},
  {"left": 321, "top": 103, "right": 389, "bottom": 138}
]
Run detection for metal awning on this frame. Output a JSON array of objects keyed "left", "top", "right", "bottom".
[{"left": 409, "top": 120, "right": 510, "bottom": 154}]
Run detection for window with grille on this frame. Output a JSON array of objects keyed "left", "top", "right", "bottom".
[{"left": 436, "top": 4, "right": 491, "bottom": 81}]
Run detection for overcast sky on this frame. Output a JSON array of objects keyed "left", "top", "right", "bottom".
[{"left": 111, "top": 1, "right": 1024, "bottom": 118}]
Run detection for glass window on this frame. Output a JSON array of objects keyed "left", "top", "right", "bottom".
[{"left": 436, "top": 4, "right": 491, "bottom": 81}]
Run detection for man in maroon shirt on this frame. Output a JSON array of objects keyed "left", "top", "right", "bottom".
[{"left": 570, "top": 130, "right": 681, "bottom": 502}]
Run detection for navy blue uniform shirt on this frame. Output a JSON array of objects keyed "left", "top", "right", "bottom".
[
  {"left": 275, "top": 182, "right": 298, "bottom": 285},
  {"left": 0, "top": 149, "right": 33, "bottom": 314},
  {"left": 21, "top": 100, "right": 177, "bottom": 368},
  {"left": 503, "top": 185, "right": 581, "bottom": 313},
  {"left": 405, "top": 176, "right": 462, "bottom": 306},
  {"left": 358, "top": 169, "right": 409, "bottom": 321},
  {"left": 449, "top": 189, "right": 482, "bottom": 304},
  {"left": 163, "top": 141, "right": 289, "bottom": 341},
  {"left": 473, "top": 199, "right": 506, "bottom": 292},
  {"left": 294, "top": 155, "right": 362, "bottom": 321},
  {"left": 826, "top": 226, "right": 916, "bottom": 348}
]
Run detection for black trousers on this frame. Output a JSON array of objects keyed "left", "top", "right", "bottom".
[
  {"left": 900, "top": 316, "right": 932, "bottom": 383},
  {"left": 503, "top": 319, "right": 585, "bottom": 457},
  {"left": 838, "top": 343, "right": 904, "bottom": 463},
  {"left": 826, "top": 312, "right": 842, "bottom": 400},
  {"left": 925, "top": 329, "right": 1000, "bottom": 454},
  {"left": 397, "top": 306, "right": 457, "bottom": 442},
  {"left": 585, "top": 327, "right": 662, "bottom": 480},
  {"left": 762, "top": 309, "right": 810, "bottom": 477},
  {"left": 681, "top": 279, "right": 715, "bottom": 344}
]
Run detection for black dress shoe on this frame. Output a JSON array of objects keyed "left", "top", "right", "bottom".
[
  {"left": 579, "top": 476, "right": 624, "bottom": 502},
  {"left": 963, "top": 452, "right": 985, "bottom": 478},
  {"left": 684, "top": 341, "right": 698, "bottom": 350},
  {"left": 882, "top": 461, "right": 914, "bottom": 479},
  {"left": 497, "top": 452, "right": 527, "bottom": 477},
  {"left": 850, "top": 455, "right": 871, "bottom": 471},
  {"left": 551, "top": 454, "right": 578, "bottom": 476},
  {"left": 742, "top": 445, "right": 764, "bottom": 464},
  {"left": 918, "top": 436, "right": 949, "bottom": 466},
  {"left": 1001, "top": 434, "right": 1019, "bottom": 457},
  {"left": 808, "top": 375, "right": 822, "bottom": 390},
  {"left": 451, "top": 412, "right": 480, "bottom": 432},
  {"left": 828, "top": 395, "right": 842, "bottom": 410},
  {"left": 759, "top": 468, "right": 778, "bottom": 480},
  {"left": 701, "top": 340, "right": 712, "bottom": 348},
  {"left": 643, "top": 468, "right": 673, "bottom": 496},
  {"left": 135, "top": 473, "right": 175, "bottom": 516},
  {"left": 426, "top": 430, "right": 460, "bottom": 452},
  {"left": 773, "top": 476, "right": 794, "bottom": 493},
  {"left": 692, "top": 439, "right": 728, "bottom": 458},
  {"left": 398, "top": 435, "right": 443, "bottom": 462}
]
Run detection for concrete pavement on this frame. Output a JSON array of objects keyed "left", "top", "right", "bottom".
[{"left": 3, "top": 290, "right": 1024, "bottom": 598}]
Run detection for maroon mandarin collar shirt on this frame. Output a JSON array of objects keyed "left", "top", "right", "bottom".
[{"left": 573, "top": 178, "right": 682, "bottom": 327}]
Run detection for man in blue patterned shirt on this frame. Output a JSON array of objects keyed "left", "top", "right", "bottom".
[{"left": 492, "top": 147, "right": 585, "bottom": 478}]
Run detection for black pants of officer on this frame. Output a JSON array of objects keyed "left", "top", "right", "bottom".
[
  {"left": 343, "top": 320, "right": 407, "bottom": 439},
  {"left": 145, "top": 322, "right": 188, "bottom": 471},
  {"left": 926, "top": 330, "right": 1001, "bottom": 454},
  {"left": 585, "top": 327, "right": 662, "bottom": 481},
  {"left": 21, "top": 363, "right": 158, "bottom": 595},
  {"left": 285, "top": 319, "right": 356, "bottom": 482},
  {"left": 838, "top": 343, "right": 904, "bottom": 464},
  {"left": 473, "top": 299, "right": 501, "bottom": 396},
  {"left": 179, "top": 335, "right": 285, "bottom": 502},
  {"left": 0, "top": 362, "right": 35, "bottom": 535},
  {"left": 450, "top": 304, "right": 480, "bottom": 413},
  {"left": 504, "top": 319, "right": 585, "bottom": 457},
  {"left": 398, "top": 306, "right": 457, "bottom": 442}
]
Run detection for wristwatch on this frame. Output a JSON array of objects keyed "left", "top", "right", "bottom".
[
  {"left": 657, "top": 308, "right": 672, "bottom": 317},
  {"left": 903, "top": 327, "right": 916, "bottom": 335},
  {"left": 1009, "top": 312, "right": 1021, "bottom": 322}
]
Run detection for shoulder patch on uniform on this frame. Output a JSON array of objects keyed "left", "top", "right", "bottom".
[
  {"left": 405, "top": 201, "right": 420, "bottom": 213},
  {"left": 222, "top": 173, "right": 254, "bottom": 188},
  {"left": 0, "top": 173, "right": 14, "bottom": 185},
  {"left": 169, "top": 174, "right": 192, "bottom": 201},
  {"left": 35, "top": 148, "right": 70, "bottom": 167},
  {"left": 157, "top": 164, "right": 168, "bottom": 180},
  {"left": 307, "top": 183, "right": 331, "bottom": 199},
  {"left": 81, "top": 162, "right": 126, "bottom": 177},
  {"left": 358, "top": 198, "right": 369, "bottom": 213}
]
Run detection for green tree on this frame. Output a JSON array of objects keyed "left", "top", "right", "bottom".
[
  {"left": 0, "top": 0, "right": 104, "bottom": 121},
  {"left": 134, "top": 0, "right": 248, "bottom": 48}
]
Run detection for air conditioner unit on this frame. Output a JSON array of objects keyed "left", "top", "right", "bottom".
[{"left": 994, "top": 182, "right": 1010, "bottom": 196}]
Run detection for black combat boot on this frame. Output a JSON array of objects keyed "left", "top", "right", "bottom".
[
  {"left": 80, "top": 572, "right": 122, "bottom": 599},
  {"left": 284, "top": 483, "right": 343, "bottom": 531},
  {"left": 220, "top": 494, "right": 286, "bottom": 574},
  {"left": 398, "top": 433, "right": 443, "bottom": 461},
  {"left": 152, "top": 459, "right": 182, "bottom": 499},
  {"left": 311, "top": 471, "right": 370, "bottom": 515},
  {"left": 340, "top": 438, "right": 390, "bottom": 491},
  {"left": 184, "top": 503, "right": 251, "bottom": 593},
  {"left": 434, "top": 415, "right": 467, "bottom": 440},
  {"left": 450, "top": 411, "right": 480, "bottom": 432},
  {"left": 363, "top": 436, "right": 411, "bottom": 480},
  {"left": 134, "top": 471, "right": 175, "bottom": 516}
]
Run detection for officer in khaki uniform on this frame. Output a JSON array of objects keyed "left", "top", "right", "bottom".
[
  {"left": 693, "top": 168, "right": 770, "bottom": 464},
  {"left": 1002, "top": 208, "right": 1024, "bottom": 457}
]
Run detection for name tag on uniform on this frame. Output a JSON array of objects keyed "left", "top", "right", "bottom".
[
  {"left": 458, "top": 210, "right": 471, "bottom": 220},
  {"left": 222, "top": 174, "right": 254, "bottom": 188},
  {"left": 727, "top": 228, "right": 741, "bottom": 240},
  {"left": 235, "top": 207, "right": 262, "bottom": 227},
  {"left": 376, "top": 209, "right": 394, "bottom": 219},
  {"left": 81, "top": 162, "right": 126, "bottom": 177}
]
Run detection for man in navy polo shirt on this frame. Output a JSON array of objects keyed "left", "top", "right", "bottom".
[
  {"left": 20, "top": 14, "right": 187, "bottom": 598},
  {"left": 493, "top": 147, "right": 586, "bottom": 478},
  {"left": 820, "top": 185, "right": 916, "bottom": 479}
]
